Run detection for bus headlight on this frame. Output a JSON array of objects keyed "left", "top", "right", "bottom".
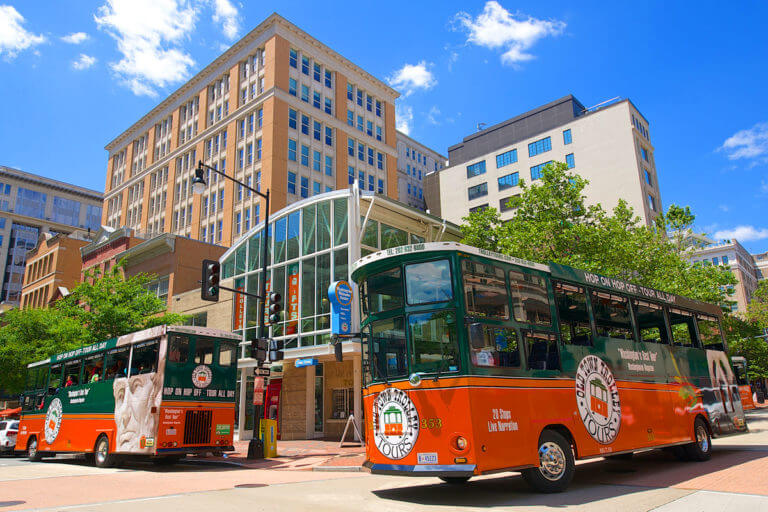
[{"left": 409, "top": 373, "right": 422, "bottom": 387}]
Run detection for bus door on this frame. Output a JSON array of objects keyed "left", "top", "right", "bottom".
[{"left": 732, "top": 359, "right": 755, "bottom": 410}]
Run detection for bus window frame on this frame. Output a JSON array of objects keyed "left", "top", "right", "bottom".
[
  {"left": 467, "top": 321, "right": 524, "bottom": 374},
  {"left": 508, "top": 267, "right": 555, "bottom": 329},
  {"left": 408, "top": 308, "right": 461, "bottom": 375},
  {"left": 553, "top": 280, "right": 596, "bottom": 347},
  {"left": 62, "top": 358, "right": 83, "bottom": 388},
  {"left": 696, "top": 313, "right": 726, "bottom": 351},
  {"left": 362, "top": 267, "right": 405, "bottom": 318},
  {"left": 217, "top": 339, "right": 238, "bottom": 368},
  {"left": 460, "top": 257, "right": 511, "bottom": 320},
  {"left": 589, "top": 290, "right": 637, "bottom": 342},
  {"left": 630, "top": 298, "right": 671, "bottom": 345},
  {"left": 667, "top": 307, "right": 701, "bottom": 349},
  {"left": 129, "top": 338, "right": 160, "bottom": 377},
  {"left": 523, "top": 330, "right": 561, "bottom": 373}
]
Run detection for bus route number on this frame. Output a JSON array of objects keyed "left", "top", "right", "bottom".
[{"left": 421, "top": 418, "right": 442, "bottom": 429}]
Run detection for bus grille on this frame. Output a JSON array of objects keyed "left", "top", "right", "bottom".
[{"left": 184, "top": 410, "right": 212, "bottom": 445}]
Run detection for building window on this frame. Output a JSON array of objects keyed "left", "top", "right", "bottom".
[
  {"left": 466, "top": 161, "right": 486, "bottom": 178},
  {"left": 641, "top": 146, "right": 649, "bottom": 161},
  {"left": 301, "top": 145, "right": 310, "bottom": 167},
  {"left": 324, "top": 70, "right": 332, "bottom": 88},
  {"left": 648, "top": 194, "right": 656, "bottom": 212},
  {"left": 287, "top": 172, "right": 297, "bottom": 194},
  {"left": 347, "top": 84, "right": 353, "bottom": 101},
  {"left": 313, "top": 120, "right": 321, "bottom": 141},
  {"left": 376, "top": 100, "right": 382, "bottom": 117},
  {"left": 324, "top": 97, "right": 332, "bottom": 115},
  {"left": 301, "top": 114, "right": 309, "bottom": 135},
  {"left": 375, "top": 126, "right": 382, "bottom": 141},
  {"left": 289, "top": 48, "right": 297, "bottom": 68},
  {"left": 644, "top": 169, "right": 652, "bottom": 186},
  {"left": 325, "top": 127, "right": 333, "bottom": 147},
  {"left": 563, "top": 129, "right": 572, "bottom": 145},
  {"left": 469, "top": 204, "right": 488, "bottom": 213},
  {"left": 301, "top": 56, "right": 309, "bottom": 75},
  {"left": 565, "top": 153, "right": 575, "bottom": 169},
  {"left": 301, "top": 85, "right": 309, "bottom": 102},
  {"left": 313, "top": 181, "right": 321, "bottom": 195},
  {"left": 347, "top": 110, "right": 353, "bottom": 126},
  {"left": 528, "top": 136, "right": 552, "bottom": 157},
  {"left": 530, "top": 161, "right": 552, "bottom": 181},
  {"left": 378, "top": 179, "right": 384, "bottom": 193},
  {"left": 288, "top": 139, "right": 297, "bottom": 161},
  {"left": 313, "top": 150, "right": 321, "bottom": 171},
  {"left": 300, "top": 177, "right": 309, "bottom": 198},
  {"left": 313, "top": 91, "right": 321, "bottom": 109},
  {"left": 289, "top": 78, "right": 297, "bottom": 96},
  {"left": 496, "top": 149, "right": 517, "bottom": 168},
  {"left": 325, "top": 156, "right": 333, "bottom": 176},
  {"left": 497, "top": 172, "right": 519, "bottom": 190},
  {"left": 468, "top": 182, "right": 488, "bottom": 200}
]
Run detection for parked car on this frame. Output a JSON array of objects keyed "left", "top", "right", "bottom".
[{"left": 0, "top": 420, "right": 19, "bottom": 454}]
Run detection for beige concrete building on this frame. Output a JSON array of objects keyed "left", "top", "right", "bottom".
[
  {"left": 425, "top": 95, "right": 662, "bottom": 226},
  {"left": 102, "top": 13, "right": 400, "bottom": 249},
  {"left": 395, "top": 130, "right": 446, "bottom": 211},
  {"left": 754, "top": 251, "right": 768, "bottom": 281},
  {"left": 0, "top": 166, "right": 102, "bottom": 306},
  {"left": 688, "top": 238, "right": 760, "bottom": 314},
  {"left": 20, "top": 233, "right": 89, "bottom": 309}
]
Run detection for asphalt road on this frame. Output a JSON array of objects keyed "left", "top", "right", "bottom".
[{"left": 2, "top": 408, "right": 767, "bottom": 511}]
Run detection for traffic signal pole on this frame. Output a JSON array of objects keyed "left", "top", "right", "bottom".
[{"left": 250, "top": 189, "right": 270, "bottom": 456}]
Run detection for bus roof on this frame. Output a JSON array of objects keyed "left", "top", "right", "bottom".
[
  {"left": 351, "top": 242, "right": 722, "bottom": 317},
  {"left": 26, "top": 325, "right": 240, "bottom": 368}
]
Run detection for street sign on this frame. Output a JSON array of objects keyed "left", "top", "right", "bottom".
[
  {"left": 295, "top": 358, "right": 318, "bottom": 368},
  {"left": 254, "top": 367, "right": 271, "bottom": 377},
  {"left": 329, "top": 280, "right": 353, "bottom": 335}
]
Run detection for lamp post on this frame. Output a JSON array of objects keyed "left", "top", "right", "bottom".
[{"left": 193, "top": 160, "right": 271, "bottom": 458}]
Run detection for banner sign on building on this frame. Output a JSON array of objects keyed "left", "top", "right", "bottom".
[
  {"left": 328, "top": 280, "right": 353, "bottom": 336},
  {"left": 233, "top": 285, "right": 245, "bottom": 330},
  {"left": 286, "top": 263, "right": 299, "bottom": 335}
]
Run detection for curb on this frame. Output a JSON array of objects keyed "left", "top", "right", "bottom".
[{"left": 312, "top": 465, "right": 363, "bottom": 472}]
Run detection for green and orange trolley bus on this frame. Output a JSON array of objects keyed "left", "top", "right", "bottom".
[
  {"left": 16, "top": 325, "right": 239, "bottom": 467},
  {"left": 351, "top": 243, "right": 748, "bottom": 492}
]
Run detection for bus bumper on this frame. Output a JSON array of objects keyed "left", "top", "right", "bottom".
[{"left": 363, "top": 460, "right": 476, "bottom": 477}]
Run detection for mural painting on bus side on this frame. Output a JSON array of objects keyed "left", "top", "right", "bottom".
[
  {"left": 703, "top": 351, "right": 745, "bottom": 431},
  {"left": 373, "top": 387, "right": 419, "bottom": 460},
  {"left": 113, "top": 338, "right": 168, "bottom": 454},
  {"left": 575, "top": 355, "right": 621, "bottom": 444}
]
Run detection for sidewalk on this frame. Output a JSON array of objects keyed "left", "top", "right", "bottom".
[{"left": 199, "top": 439, "right": 365, "bottom": 471}]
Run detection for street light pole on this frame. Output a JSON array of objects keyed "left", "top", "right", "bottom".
[{"left": 193, "top": 161, "right": 271, "bottom": 458}]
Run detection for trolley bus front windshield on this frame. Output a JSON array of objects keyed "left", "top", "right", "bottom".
[{"left": 362, "top": 259, "right": 459, "bottom": 382}]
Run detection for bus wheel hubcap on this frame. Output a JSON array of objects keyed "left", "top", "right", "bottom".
[
  {"left": 97, "top": 440, "right": 107, "bottom": 462},
  {"left": 29, "top": 441, "right": 37, "bottom": 456},
  {"left": 696, "top": 425, "right": 709, "bottom": 452},
  {"left": 538, "top": 442, "right": 566, "bottom": 481}
]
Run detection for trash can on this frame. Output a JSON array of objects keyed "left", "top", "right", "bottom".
[
  {"left": 757, "top": 390, "right": 765, "bottom": 404},
  {"left": 260, "top": 419, "right": 277, "bottom": 458}
]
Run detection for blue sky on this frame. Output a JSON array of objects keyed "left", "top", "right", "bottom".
[{"left": 1, "top": 1, "right": 767, "bottom": 252}]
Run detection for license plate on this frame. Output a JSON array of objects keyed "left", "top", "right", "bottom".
[{"left": 417, "top": 452, "right": 438, "bottom": 464}]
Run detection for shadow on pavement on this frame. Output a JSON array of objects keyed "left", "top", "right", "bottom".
[{"left": 372, "top": 446, "right": 768, "bottom": 507}]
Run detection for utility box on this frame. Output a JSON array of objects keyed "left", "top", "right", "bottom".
[{"left": 260, "top": 419, "right": 278, "bottom": 458}]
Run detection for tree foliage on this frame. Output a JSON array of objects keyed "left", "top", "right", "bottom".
[
  {"left": 460, "top": 162, "right": 737, "bottom": 305},
  {"left": 0, "top": 262, "right": 187, "bottom": 394},
  {"left": 746, "top": 280, "right": 768, "bottom": 330}
]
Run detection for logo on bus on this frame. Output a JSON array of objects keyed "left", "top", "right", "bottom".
[
  {"left": 44, "top": 398, "right": 63, "bottom": 445},
  {"left": 192, "top": 365, "right": 213, "bottom": 388},
  {"left": 575, "top": 355, "right": 621, "bottom": 444},
  {"left": 373, "top": 387, "right": 419, "bottom": 460}
]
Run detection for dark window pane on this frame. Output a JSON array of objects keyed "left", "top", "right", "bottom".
[
  {"left": 525, "top": 331, "right": 559, "bottom": 371},
  {"left": 194, "top": 338, "right": 215, "bottom": 364},
  {"left": 669, "top": 308, "right": 698, "bottom": 347},
  {"left": 405, "top": 260, "right": 453, "bottom": 304},
  {"left": 554, "top": 282, "right": 592, "bottom": 346},
  {"left": 509, "top": 270, "right": 551, "bottom": 326},
  {"left": 365, "top": 268, "right": 403, "bottom": 315},
  {"left": 409, "top": 310, "right": 459, "bottom": 373},
  {"left": 632, "top": 300, "right": 668, "bottom": 344},
  {"left": 104, "top": 346, "right": 130, "bottom": 380},
  {"left": 462, "top": 259, "right": 509, "bottom": 319},
  {"left": 468, "top": 324, "right": 520, "bottom": 368},
  {"left": 698, "top": 315, "right": 724, "bottom": 350},
  {"left": 591, "top": 291, "right": 634, "bottom": 340},
  {"left": 168, "top": 334, "right": 190, "bottom": 363},
  {"left": 131, "top": 339, "right": 159, "bottom": 375},
  {"left": 371, "top": 317, "right": 407, "bottom": 380}
]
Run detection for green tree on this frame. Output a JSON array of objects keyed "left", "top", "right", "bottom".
[
  {"left": 460, "top": 162, "right": 737, "bottom": 305},
  {"left": 746, "top": 280, "right": 768, "bottom": 330},
  {"left": 0, "top": 262, "right": 187, "bottom": 394},
  {"left": 56, "top": 263, "right": 187, "bottom": 343},
  {"left": 728, "top": 335, "right": 768, "bottom": 381}
]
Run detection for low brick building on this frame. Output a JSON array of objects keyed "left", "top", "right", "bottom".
[{"left": 20, "top": 233, "right": 90, "bottom": 309}]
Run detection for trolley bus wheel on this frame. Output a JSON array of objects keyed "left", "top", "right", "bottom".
[
  {"left": 439, "top": 476, "right": 471, "bottom": 485},
  {"left": 93, "top": 435, "right": 115, "bottom": 468},
  {"left": 27, "top": 437, "right": 42, "bottom": 463},
  {"left": 683, "top": 418, "right": 712, "bottom": 462},
  {"left": 521, "top": 430, "right": 575, "bottom": 493}
]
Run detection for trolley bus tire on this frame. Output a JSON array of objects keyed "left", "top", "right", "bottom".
[
  {"left": 93, "top": 435, "right": 115, "bottom": 468},
  {"left": 439, "top": 476, "right": 471, "bottom": 485},
  {"left": 152, "top": 456, "right": 182, "bottom": 466},
  {"left": 521, "top": 430, "right": 575, "bottom": 493},
  {"left": 27, "top": 437, "right": 42, "bottom": 463},
  {"left": 683, "top": 418, "right": 712, "bottom": 462}
]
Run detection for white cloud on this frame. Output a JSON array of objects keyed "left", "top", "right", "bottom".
[
  {"left": 72, "top": 54, "right": 97, "bottom": 70},
  {"left": 0, "top": 5, "right": 45, "bottom": 59},
  {"left": 717, "top": 204, "right": 729, "bottom": 212},
  {"left": 719, "top": 122, "right": 768, "bottom": 165},
  {"left": 713, "top": 225, "right": 768, "bottom": 242},
  {"left": 94, "top": 0, "right": 198, "bottom": 97},
  {"left": 208, "top": 0, "right": 239, "bottom": 40},
  {"left": 61, "top": 32, "right": 90, "bottom": 44},
  {"left": 396, "top": 104, "right": 413, "bottom": 135},
  {"left": 387, "top": 61, "right": 436, "bottom": 97},
  {"left": 453, "top": 1, "right": 565, "bottom": 66},
  {"left": 427, "top": 106, "right": 441, "bottom": 125}
]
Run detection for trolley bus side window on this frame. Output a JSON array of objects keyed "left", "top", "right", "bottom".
[
  {"left": 590, "top": 291, "right": 635, "bottom": 341},
  {"left": 461, "top": 259, "right": 509, "bottom": 319},
  {"left": 733, "top": 363, "right": 748, "bottom": 386},
  {"left": 405, "top": 259, "right": 453, "bottom": 304},
  {"left": 62, "top": 359, "right": 82, "bottom": 387},
  {"left": 525, "top": 331, "right": 560, "bottom": 371},
  {"left": 554, "top": 281, "right": 592, "bottom": 346},
  {"left": 104, "top": 346, "right": 130, "bottom": 380},
  {"left": 48, "top": 363, "right": 62, "bottom": 393},
  {"left": 668, "top": 308, "right": 699, "bottom": 348},
  {"left": 632, "top": 299, "right": 669, "bottom": 344},
  {"left": 697, "top": 315, "right": 724, "bottom": 351},
  {"left": 509, "top": 269, "right": 551, "bottom": 326},
  {"left": 364, "top": 268, "right": 404, "bottom": 315},
  {"left": 83, "top": 353, "right": 105, "bottom": 383},
  {"left": 168, "top": 334, "right": 190, "bottom": 364},
  {"left": 409, "top": 310, "right": 460, "bottom": 373},
  {"left": 468, "top": 323, "right": 521, "bottom": 369},
  {"left": 218, "top": 341, "right": 237, "bottom": 367},
  {"left": 130, "top": 339, "right": 159, "bottom": 375},
  {"left": 194, "top": 338, "right": 215, "bottom": 364}
]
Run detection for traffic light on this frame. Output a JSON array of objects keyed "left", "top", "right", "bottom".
[
  {"left": 201, "top": 259, "right": 220, "bottom": 301},
  {"left": 269, "top": 338, "right": 284, "bottom": 362},
  {"left": 251, "top": 337, "right": 268, "bottom": 362},
  {"left": 268, "top": 292, "right": 282, "bottom": 324}
]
